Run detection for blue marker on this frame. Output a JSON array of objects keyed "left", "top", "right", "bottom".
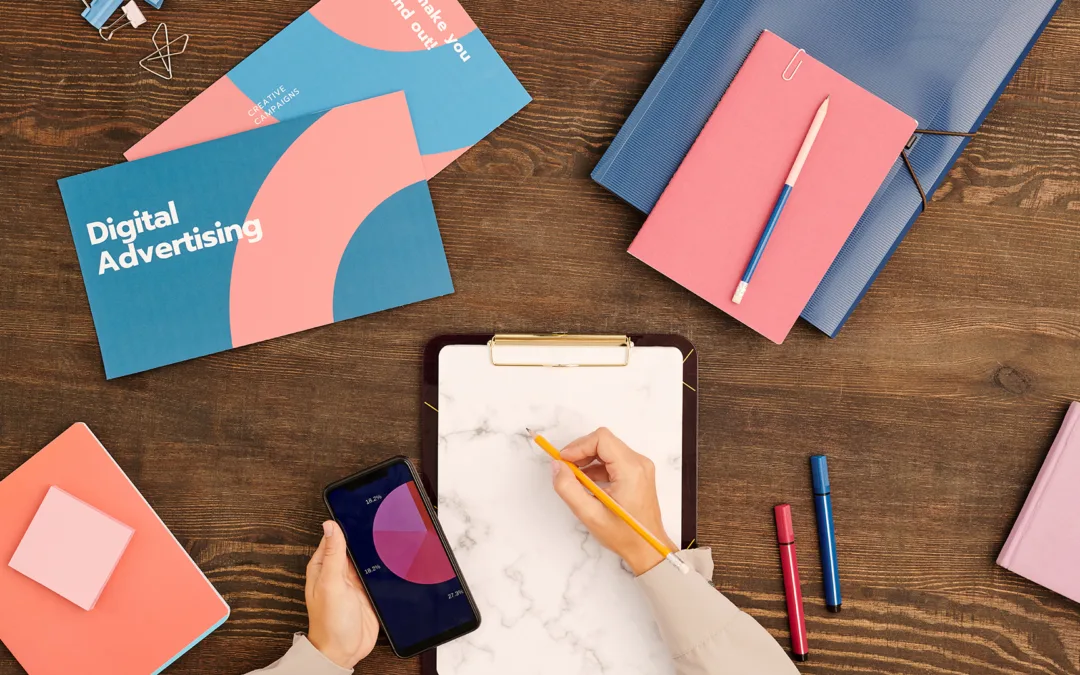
[{"left": 810, "top": 455, "right": 841, "bottom": 612}]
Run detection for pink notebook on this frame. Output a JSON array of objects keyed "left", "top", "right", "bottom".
[
  {"left": 629, "top": 31, "right": 917, "bottom": 343},
  {"left": 997, "top": 402, "right": 1080, "bottom": 604},
  {"left": 0, "top": 424, "right": 229, "bottom": 674}
]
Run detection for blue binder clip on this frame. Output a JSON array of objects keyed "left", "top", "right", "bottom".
[
  {"left": 144, "top": 0, "right": 164, "bottom": 8},
  {"left": 80, "top": 0, "right": 124, "bottom": 29}
]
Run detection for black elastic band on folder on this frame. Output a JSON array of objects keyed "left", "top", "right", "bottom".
[{"left": 902, "top": 129, "right": 978, "bottom": 211}]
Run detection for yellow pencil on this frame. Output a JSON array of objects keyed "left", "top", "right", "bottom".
[{"left": 528, "top": 429, "right": 690, "bottom": 574}]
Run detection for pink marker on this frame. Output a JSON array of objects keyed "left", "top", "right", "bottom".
[{"left": 775, "top": 503, "right": 809, "bottom": 661}]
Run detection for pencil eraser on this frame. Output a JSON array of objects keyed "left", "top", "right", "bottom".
[
  {"left": 732, "top": 281, "right": 748, "bottom": 304},
  {"left": 8, "top": 486, "right": 134, "bottom": 610}
]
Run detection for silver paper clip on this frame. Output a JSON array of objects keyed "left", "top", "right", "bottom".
[
  {"left": 99, "top": 0, "right": 147, "bottom": 41},
  {"left": 782, "top": 48, "right": 805, "bottom": 81},
  {"left": 140, "top": 23, "right": 189, "bottom": 80}
]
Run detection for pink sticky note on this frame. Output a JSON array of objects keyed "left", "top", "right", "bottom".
[{"left": 8, "top": 486, "right": 134, "bottom": 610}]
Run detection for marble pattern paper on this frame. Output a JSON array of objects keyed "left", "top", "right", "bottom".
[{"left": 436, "top": 344, "right": 685, "bottom": 675}]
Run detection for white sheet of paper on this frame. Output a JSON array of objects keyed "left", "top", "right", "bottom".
[{"left": 435, "top": 344, "right": 685, "bottom": 675}]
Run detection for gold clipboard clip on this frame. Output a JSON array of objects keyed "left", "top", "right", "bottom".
[{"left": 488, "top": 334, "right": 633, "bottom": 367}]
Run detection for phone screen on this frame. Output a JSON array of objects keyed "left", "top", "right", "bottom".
[{"left": 324, "top": 458, "right": 479, "bottom": 657}]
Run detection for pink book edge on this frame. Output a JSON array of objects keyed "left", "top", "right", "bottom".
[{"left": 997, "top": 402, "right": 1080, "bottom": 568}]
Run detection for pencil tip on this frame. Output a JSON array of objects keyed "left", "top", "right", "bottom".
[{"left": 525, "top": 427, "right": 535, "bottom": 437}]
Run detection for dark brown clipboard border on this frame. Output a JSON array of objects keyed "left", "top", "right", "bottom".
[{"left": 418, "top": 334, "right": 698, "bottom": 674}]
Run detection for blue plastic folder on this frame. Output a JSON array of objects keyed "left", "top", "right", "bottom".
[{"left": 593, "top": 0, "right": 1063, "bottom": 336}]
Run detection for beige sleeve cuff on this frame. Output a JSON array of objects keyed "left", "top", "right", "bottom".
[
  {"left": 635, "top": 548, "right": 742, "bottom": 658},
  {"left": 244, "top": 634, "right": 354, "bottom": 675},
  {"left": 636, "top": 548, "right": 799, "bottom": 674}
]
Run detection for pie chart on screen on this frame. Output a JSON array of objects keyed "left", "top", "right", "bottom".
[{"left": 372, "top": 482, "right": 455, "bottom": 585}]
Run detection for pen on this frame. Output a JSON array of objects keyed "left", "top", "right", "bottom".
[
  {"left": 810, "top": 455, "right": 842, "bottom": 612},
  {"left": 527, "top": 428, "right": 690, "bottom": 574},
  {"left": 774, "top": 504, "right": 809, "bottom": 661},
  {"left": 732, "top": 96, "right": 830, "bottom": 305}
]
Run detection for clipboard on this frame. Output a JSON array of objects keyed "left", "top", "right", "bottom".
[{"left": 420, "top": 334, "right": 698, "bottom": 675}]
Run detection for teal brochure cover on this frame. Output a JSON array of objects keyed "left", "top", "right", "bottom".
[
  {"left": 125, "top": 0, "right": 532, "bottom": 178},
  {"left": 59, "top": 92, "right": 453, "bottom": 379}
]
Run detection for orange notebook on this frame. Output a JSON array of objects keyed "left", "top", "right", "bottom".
[
  {"left": 0, "top": 424, "right": 229, "bottom": 674},
  {"left": 629, "top": 30, "right": 917, "bottom": 343}
]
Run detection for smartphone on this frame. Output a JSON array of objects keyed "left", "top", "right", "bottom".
[{"left": 323, "top": 457, "right": 480, "bottom": 658}]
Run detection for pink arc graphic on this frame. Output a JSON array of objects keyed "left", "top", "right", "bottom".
[
  {"left": 372, "top": 482, "right": 455, "bottom": 585},
  {"left": 228, "top": 92, "right": 426, "bottom": 347}
]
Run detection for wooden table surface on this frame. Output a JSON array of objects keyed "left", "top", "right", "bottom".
[{"left": 2, "top": 1, "right": 1079, "bottom": 673}]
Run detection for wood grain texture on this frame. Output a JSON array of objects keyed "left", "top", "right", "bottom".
[{"left": 1, "top": 0, "right": 1079, "bottom": 673}]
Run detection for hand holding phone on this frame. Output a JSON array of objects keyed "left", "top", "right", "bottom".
[
  {"left": 305, "top": 520, "right": 380, "bottom": 668},
  {"left": 324, "top": 457, "right": 480, "bottom": 658}
]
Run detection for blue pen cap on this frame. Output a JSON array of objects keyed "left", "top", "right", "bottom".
[{"left": 810, "top": 455, "right": 830, "bottom": 494}]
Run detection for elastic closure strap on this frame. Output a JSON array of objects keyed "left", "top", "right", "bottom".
[{"left": 902, "top": 129, "right": 977, "bottom": 211}]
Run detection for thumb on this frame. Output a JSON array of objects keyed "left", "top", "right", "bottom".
[
  {"left": 551, "top": 460, "right": 606, "bottom": 526},
  {"left": 320, "top": 520, "right": 348, "bottom": 577}
]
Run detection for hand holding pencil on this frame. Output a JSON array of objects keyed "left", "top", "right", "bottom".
[{"left": 532, "top": 427, "right": 688, "bottom": 575}]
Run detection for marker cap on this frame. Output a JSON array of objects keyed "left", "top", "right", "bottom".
[
  {"left": 774, "top": 503, "right": 795, "bottom": 543},
  {"left": 810, "top": 455, "right": 830, "bottom": 494}
]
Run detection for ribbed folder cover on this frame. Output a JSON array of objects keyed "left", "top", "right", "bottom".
[{"left": 593, "top": 0, "right": 1063, "bottom": 336}]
